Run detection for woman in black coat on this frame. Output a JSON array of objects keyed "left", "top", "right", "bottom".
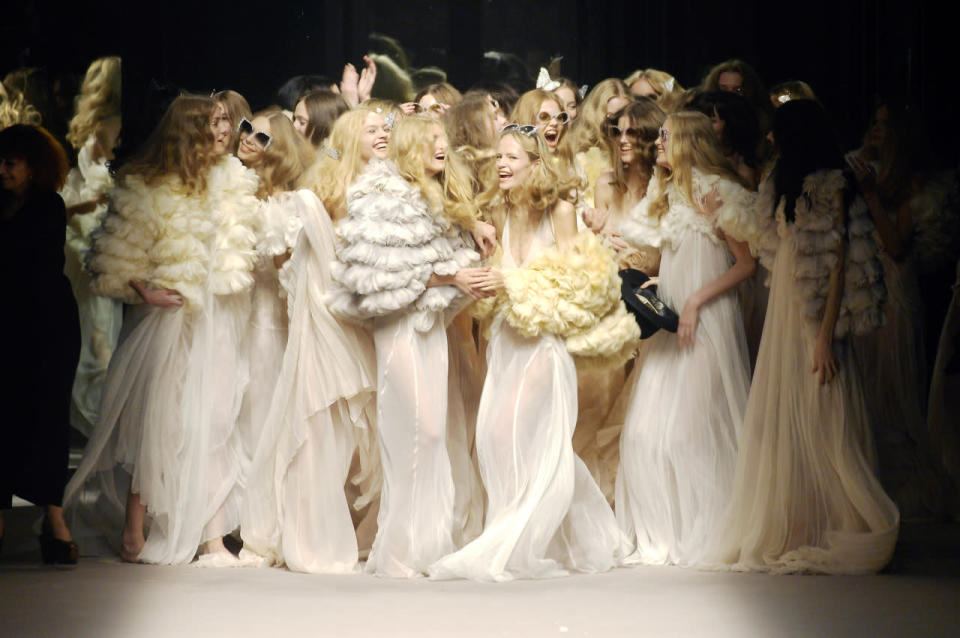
[{"left": 0, "top": 124, "right": 81, "bottom": 563}]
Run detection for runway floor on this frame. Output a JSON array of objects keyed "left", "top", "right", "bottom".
[{"left": 2, "top": 506, "right": 958, "bottom": 638}]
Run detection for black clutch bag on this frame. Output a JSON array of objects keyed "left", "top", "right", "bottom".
[{"left": 618, "top": 268, "right": 679, "bottom": 339}]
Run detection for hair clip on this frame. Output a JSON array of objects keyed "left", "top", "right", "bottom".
[
  {"left": 577, "top": 84, "right": 589, "bottom": 99},
  {"left": 536, "top": 67, "right": 561, "bottom": 92},
  {"left": 665, "top": 77, "right": 675, "bottom": 92},
  {"left": 383, "top": 112, "right": 398, "bottom": 130},
  {"left": 324, "top": 147, "right": 341, "bottom": 160},
  {"left": 777, "top": 94, "right": 791, "bottom": 104},
  {"left": 500, "top": 123, "right": 539, "bottom": 136}
]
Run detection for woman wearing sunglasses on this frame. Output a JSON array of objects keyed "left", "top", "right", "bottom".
[
  {"left": 429, "top": 125, "right": 638, "bottom": 582},
  {"left": 614, "top": 111, "right": 757, "bottom": 568},
  {"left": 236, "top": 110, "right": 379, "bottom": 574},
  {"left": 509, "top": 89, "right": 571, "bottom": 155},
  {"left": 329, "top": 116, "right": 493, "bottom": 578},
  {"left": 63, "top": 95, "right": 261, "bottom": 565},
  {"left": 573, "top": 100, "right": 667, "bottom": 505}
]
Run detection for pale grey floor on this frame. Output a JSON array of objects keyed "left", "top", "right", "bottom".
[{"left": 2, "top": 506, "right": 958, "bottom": 638}]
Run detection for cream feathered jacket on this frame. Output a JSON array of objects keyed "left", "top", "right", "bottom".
[
  {"left": 85, "top": 155, "right": 261, "bottom": 309},
  {"left": 472, "top": 227, "right": 641, "bottom": 370},
  {"left": 328, "top": 159, "right": 480, "bottom": 332}
]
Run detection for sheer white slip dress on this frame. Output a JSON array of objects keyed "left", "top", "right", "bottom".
[
  {"left": 239, "top": 191, "right": 377, "bottom": 573},
  {"left": 430, "top": 213, "right": 625, "bottom": 582},
  {"left": 615, "top": 175, "right": 753, "bottom": 568},
  {"left": 59, "top": 136, "right": 122, "bottom": 436},
  {"left": 709, "top": 197, "right": 899, "bottom": 575}
]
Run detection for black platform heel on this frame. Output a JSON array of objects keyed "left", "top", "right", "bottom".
[{"left": 38, "top": 518, "right": 78, "bottom": 565}]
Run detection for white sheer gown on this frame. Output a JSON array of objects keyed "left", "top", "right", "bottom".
[
  {"left": 64, "top": 290, "right": 251, "bottom": 564},
  {"left": 615, "top": 175, "right": 753, "bottom": 567},
  {"left": 59, "top": 136, "right": 122, "bottom": 436},
  {"left": 709, "top": 204, "right": 899, "bottom": 574},
  {"left": 240, "top": 191, "right": 377, "bottom": 573},
  {"left": 430, "top": 214, "right": 626, "bottom": 582}
]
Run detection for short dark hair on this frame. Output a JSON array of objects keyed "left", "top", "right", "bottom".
[{"left": 0, "top": 124, "right": 69, "bottom": 191}]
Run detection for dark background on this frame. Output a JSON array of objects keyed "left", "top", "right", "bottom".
[{"left": 2, "top": 0, "right": 954, "bottom": 163}]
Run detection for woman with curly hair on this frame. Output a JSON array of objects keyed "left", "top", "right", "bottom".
[
  {"left": 0, "top": 124, "right": 79, "bottom": 563},
  {"left": 429, "top": 126, "right": 639, "bottom": 582},
  {"left": 63, "top": 95, "right": 261, "bottom": 565},
  {"left": 330, "top": 115, "right": 492, "bottom": 577},
  {"left": 60, "top": 56, "right": 123, "bottom": 437}
]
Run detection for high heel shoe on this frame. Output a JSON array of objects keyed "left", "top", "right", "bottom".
[{"left": 39, "top": 518, "right": 79, "bottom": 565}]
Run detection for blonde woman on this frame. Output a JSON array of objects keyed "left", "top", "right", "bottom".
[
  {"left": 63, "top": 95, "right": 260, "bottom": 565},
  {"left": 614, "top": 111, "right": 757, "bottom": 567},
  {"left": 329, "top": 116, "right": 491, "bottom": 578},
  {"left": 59, "top": 56, "right": 122, "bottom": 437},
  {"left": 237, "top": 110, "right": 378, "bottom": 573},
  {"left": 303, "top": 106, "right": 390, "bottom": 222},
  {"left": 212, "top": 90, "right": 252, "bottom": 154},
  {"left": 430, "top": 126, "right": 638, "bottom": 582},
  {"left": 625, "top": 68, "right": 686, "bottom": 112}
]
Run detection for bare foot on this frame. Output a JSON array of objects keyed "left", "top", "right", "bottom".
[{"left": 120, "top": 532, "right": 144, "bottom": 563}]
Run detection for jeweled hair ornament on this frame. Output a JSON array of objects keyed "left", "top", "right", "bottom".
[{"left": 536, "top": 67, "right": 561, "bottom": 92}]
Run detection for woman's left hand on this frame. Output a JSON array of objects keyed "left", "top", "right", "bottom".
[
  {"left": 677, "top": 297, "right": 700, "bottom": 349},
  {"left": 812, "top": 336, "right": 838, "bottom": 384}
]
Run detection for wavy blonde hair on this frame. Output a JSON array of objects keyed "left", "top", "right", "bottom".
[
  {"left": 442, "top": 97, "right": 499, "bottom": 222},
  {"left": 118, "top": 95, "right": 221, "bottom": 195},
  {"left": 564, "top": 78, "right": 631, "bottom": 156},
  {"left": 497, "top": 129, "right": 582, "bottom": 216},
  {"left": 66, "top": 56, "right": 121, "bottom": 150},
  {"left": 249, "top": 109, "right": 317, "bottom": 198},
  {"left": 625, "top": 68, "right": 686, "bottom": 113},
  {"left": 388, "top": 115, "right": 479, "bottom": 228},
  {"left": 0, "top": 84, "right": 42, "bottom": 128},
  {"left": 302, "top": 107, "right": 379, "bottom": 220},
  {"left": 648, "top": 111, "right": 748, "bottom": 220}
]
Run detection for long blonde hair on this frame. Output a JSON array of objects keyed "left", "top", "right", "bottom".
[
  {"left": 388, "top": 115, "right": 479, "bottom": 228},
  {"left": 302, "top": 107, "right": 378, "bottom": 220},
  {"left": 564, "top": 78, "right": 631, "bottom": 156},
  {"left": 648, "top": 111, "right": 748, "bottom": 220},
  {"left": 443, "top": 97, "right": 499, "bottom": 221},
  {"left": 624, "top": 68, "right": 686, "bottom": 113},
  {"left": 66, "top": 56, "right": 121, "bottom": 150},
  {"left": 497, "top": 129, "right": 582, "bottom": 216},
  {"left": 249, "top": 109, "right": 316, "bottom": 198},
  {"left": 118, "top": 94, "right": 221, "bottom": 195}
]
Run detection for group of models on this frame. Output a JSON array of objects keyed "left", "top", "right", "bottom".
[{"left": 6, "top": 54, "right": 959, "bottom": 579}]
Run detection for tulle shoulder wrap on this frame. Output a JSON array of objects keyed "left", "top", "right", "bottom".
[
  {"left": 86, "top": 155, "right": 260, "bottom": 308},
  {"left": 619, "top": 169, "right": 758, "bottom": 251},
  {"left": 759, "top": 170, "right": 886, "bottom": 338},
  {"left": 474, "top": 230, "right": 640, "bottom": 368},
  {"left": 328, "top": 159, "right": 479, "bottom": 331},
  {"left": 258, "top": 191, "right": 308, "bottom": 258}
]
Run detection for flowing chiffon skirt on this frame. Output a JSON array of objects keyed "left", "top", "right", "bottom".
[
  {"left": 709, "top": 234, "right": 899, "bottom": 574},
  {"left": 615, "top": 230, "right": 751, "bottom": 567},
  {"left": 65, "top": 291, "right": 251, "bottom": 564},
  {"left": 364, "top": 313, "right": 458, "bottom": 577},
  {"left": 239, "top": 196, "right": 377, "bottom": 573},
  {"left": 430, "top": 316, "right": 625, "bottom": 582}
]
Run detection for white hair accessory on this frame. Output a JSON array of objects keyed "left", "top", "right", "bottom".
[
  {"left": 665, "top": 77, "right": 675, "bottom": 92},
  {"left": 324, "top": 147, "right": 341, "bottom": 160},
  {"left": 578, "top": 84, "right": 588, "bottom": 99},
  {"left": 536, "top": 67, "right": 561, "bottom": 92},
  {"left": 778, "top": 94, "right": 791, "bottom": 104},
  {"left": 383, "top": 112, "right": 398, "bottom": 130}
]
